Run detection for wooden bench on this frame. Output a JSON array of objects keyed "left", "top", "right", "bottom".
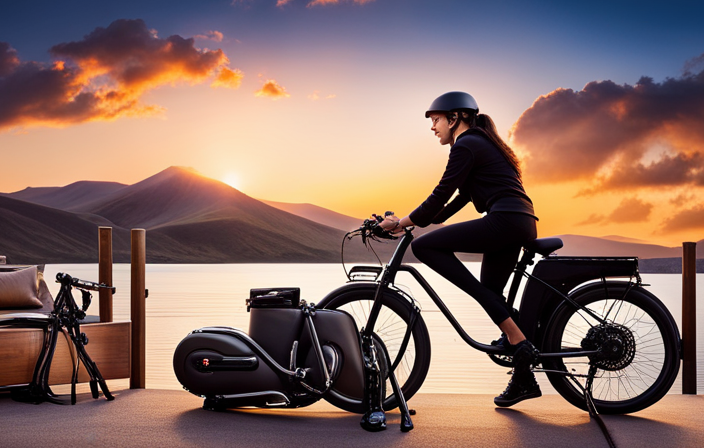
[{"left": 0, "top": 321, "right": 131, "bottom": 387}]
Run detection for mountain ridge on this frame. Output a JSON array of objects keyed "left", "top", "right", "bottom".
[{"left": 1, "top": 166, "right": 702, "bottom": 265}]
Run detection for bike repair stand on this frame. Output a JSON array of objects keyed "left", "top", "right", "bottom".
[{"left": 12, "top": 279, "right": 114, "bottom": 405}]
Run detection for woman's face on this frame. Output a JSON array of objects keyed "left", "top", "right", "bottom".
[{"left": 429, "top": 113, "right": 453, "bottom": 145}]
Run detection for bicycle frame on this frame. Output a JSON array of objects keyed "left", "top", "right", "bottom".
[{"left": 356, "top": 228, "right": 636, "bottom": 361}]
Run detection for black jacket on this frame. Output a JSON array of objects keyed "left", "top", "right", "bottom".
[{"left": 409, "top": 129, "right": 536, "bottom": 228}]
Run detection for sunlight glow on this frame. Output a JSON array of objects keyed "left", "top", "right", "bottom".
[{"left": 222, "top": 173, "right": 240, "bottom": 190}]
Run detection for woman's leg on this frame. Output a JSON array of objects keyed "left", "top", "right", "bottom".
[
  {"left": 410, "top": 216, "right": 512, "bottom": 325},
  {"left": 411, "top": 213, "right": 536, "bottom": 326}
]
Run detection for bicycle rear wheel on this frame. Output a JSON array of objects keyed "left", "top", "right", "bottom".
[
  {"left": 542, "top": 283, "right": 680, "bottom": 414},
  {"left": 318, "top": 285, "right": 431, "bottom": 413}
]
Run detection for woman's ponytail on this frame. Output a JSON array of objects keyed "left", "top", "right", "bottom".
[
  {"left": 471, "top": 112, "right": 522, "bottom": 179},
  {"left": 476, "top": 113, "right": 487, "bottom": 128}
]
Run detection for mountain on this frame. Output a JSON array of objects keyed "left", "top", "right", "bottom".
[
  {"left": 0, "top": 195, "right": 131, "bottom": 263},
  {"left": 0, "top": 167, "right": 400, "bottom": 264},
  {"left": 600, "top": 235, "right": 650, "bottom": 244},
  {"left": 1, "top": 166, "right": 701, "bottom": 266},
  {"left": 2, "top": 181, "right": 127, "bottom": 211},
  {"left": 555, "top": 234, "right": 683, "bottom": 258},
  {"left": 259, "top": 199, "right": 363, "bottom": 232}
]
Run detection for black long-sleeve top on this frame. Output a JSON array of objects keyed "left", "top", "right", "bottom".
[{"left": 409, "top": 129, "right": 537, "bottom": 228}]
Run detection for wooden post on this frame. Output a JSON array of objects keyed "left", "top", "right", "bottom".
[
  {"left": 98, "top": 227, "right": 113, "bottom": 323},
  {"left": 130, "top": 229, "right": 146, "bottom": 389},
  {"left": 682, "top": 242, "right": 697, "bottom": 394}
]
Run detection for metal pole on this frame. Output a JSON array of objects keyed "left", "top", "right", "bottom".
[
  {"left": 682, "top": 242, "right": 697, "bottom": 394},
  {"left": 130, "top": 229, "right": 146, "bottom": 389},
  {"left": 98, "top": 227, "right": 113, "bottom": 322}
]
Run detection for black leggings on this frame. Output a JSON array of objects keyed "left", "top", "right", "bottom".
[{"left": 411, "top": 212, "right": 537, "bottom": 326}]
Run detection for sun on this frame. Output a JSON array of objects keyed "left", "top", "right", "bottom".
[{"left": 222, "top": 173, "right": 240, "bottom": 190}]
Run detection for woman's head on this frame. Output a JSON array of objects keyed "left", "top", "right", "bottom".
[
  {"left": 426, "top": 92, "right": 478, "bottom": 145},
  {"left": 426, "top": 91, "right": 523, "bottom": 178}
]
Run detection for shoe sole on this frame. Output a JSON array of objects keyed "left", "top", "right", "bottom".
[{"left": 494, "top": 389, "right": 542, "bottom": 408}]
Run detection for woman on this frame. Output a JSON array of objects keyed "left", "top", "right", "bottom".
[{"left": 380, "top": 91, "right": 541, "bottom": 407}]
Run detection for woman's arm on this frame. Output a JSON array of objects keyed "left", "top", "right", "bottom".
[{"left": 408, "top": 144, "right": 475, "bottom": 227}]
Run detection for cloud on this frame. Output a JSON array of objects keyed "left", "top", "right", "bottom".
[
  {"left": 276, "top": 0, "right": 293, "bottom": 6},
  {"left": 255, "top": 79, "right": 290, "bottom": 99},
  {"left": 212, "top": 67, "right": 244, "bottom": 89},
  {"left": 307, "top": 90, "right": 336, "bottom": 100},
  {"left": 0, "top": 19, "right": 241, "bottom": 131},
  {"left": 194, "top": 30, "right": 224, "bottom": 42},
  {"left": 607, "top": 197, "right": 653, "bottom": 223},
  {"left": 576, "top": 196, "right": 653, "bottom": 226},
  {"left": 576, "top": 213, "right": 606, "bottom": 226},
  {"left": 660, "top": 204, "right": 704, "bottom": 233},
  {"left": 307, "top": 0, "right": 375, "bottom": 6},
  {"left": 578, "top": 151, "right": 704, "bottom": 195},
  {"left": 0, "top": 42, "right": 19, "bottom": 76},
  {"left": 511, "top": 67, "right": 704, "bottom": 193},
  {"left": 670, "top": 193, "right": 696, "bottom": 207},
  {"left": 684, "top": 52, "right": 704, "bottom": 75}
]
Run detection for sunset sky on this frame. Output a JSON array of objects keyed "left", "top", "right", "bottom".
[{"left": 1, "top": 0, "right": 704, "bottom": 246}]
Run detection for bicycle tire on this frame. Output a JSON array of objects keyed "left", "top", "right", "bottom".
[
  {"left": 318, "top": 285, "right": 431, "bottom": 413},
  {"left": 542, "top": 283, "right": 680, "bottom": 414}
]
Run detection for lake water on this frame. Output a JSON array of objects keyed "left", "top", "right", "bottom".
[{"left": 43, "top": 263, "right": 704, "bottom": 396}]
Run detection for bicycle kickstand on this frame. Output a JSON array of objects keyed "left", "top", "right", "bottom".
[
  {"left": 584, "top": 365, "right": 598, "bottom": 417},
  {"left": 384, "top": 351, "right": 414, "bottom": 432}
]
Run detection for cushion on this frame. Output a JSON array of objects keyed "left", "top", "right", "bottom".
[{"left": 0, "top": 266, "right": 43, "bottom": 309}]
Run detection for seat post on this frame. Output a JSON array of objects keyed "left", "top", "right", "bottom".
[{"left": 506, "top": 248, "right": 535, "bottom": 310}]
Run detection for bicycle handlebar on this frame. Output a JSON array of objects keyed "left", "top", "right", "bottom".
[{"left": 56, "top": 272, "right": 116, "bottom": 294}]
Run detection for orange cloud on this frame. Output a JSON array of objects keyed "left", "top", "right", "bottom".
[
  {"left": 0, "top": 19, "right": 241, "bottom": 131},
  {"left": 255, "top": 79, "right": 290, "bottom": 99},
  {"left": 194, "top": 30, "right": 224, "bottom": 42},
  {"left": 212, "top": 67, "right": 244, "bottom": 89},
  {"left": 660, "top": 204, "right": 704, "bottom": 233},
  {"left": 577, "top": 196, "right": 653, "bottom": 226},
  {"left": 276, "top": 0, "right": 293, "bottom": 6},
  {"left": 511, "top": 64, "right": 704, "bottom": 193}
]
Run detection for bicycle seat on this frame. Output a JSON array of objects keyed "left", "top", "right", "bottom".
[{"left": 523, "top": 238, "right": 563, "bottom": 257}]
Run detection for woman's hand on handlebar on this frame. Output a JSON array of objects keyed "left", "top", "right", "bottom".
[{"left": 380, "top": 214, "right": 405, "bottom": 235}]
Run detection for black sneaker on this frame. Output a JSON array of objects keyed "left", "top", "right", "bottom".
[{"left": 494, "top": 375, "right": 542, "bottom": 407}]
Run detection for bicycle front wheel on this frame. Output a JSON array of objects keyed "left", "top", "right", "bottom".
[
  {"left": 319, "top": 285, "right": 431, "bottom": 413},
  {"left": 542, "top": 283, "right": 680, "bottom": 414}
]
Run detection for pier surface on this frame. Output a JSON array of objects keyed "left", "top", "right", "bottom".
[{"left": 0, "top": 389, "right": 701, "bottom": 447}]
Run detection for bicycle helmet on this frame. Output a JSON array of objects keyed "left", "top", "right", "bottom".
[{"left": 425, "top": 91, "right": 479, "bottom": 117}]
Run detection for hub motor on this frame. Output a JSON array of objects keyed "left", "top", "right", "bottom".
[{"left": 581, "top": 323, "right": 636, "bottom": 371}]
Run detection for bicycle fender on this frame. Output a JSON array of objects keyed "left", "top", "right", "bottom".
[{"left": 317, "top": 282, "right": 418, "bottom": 312}]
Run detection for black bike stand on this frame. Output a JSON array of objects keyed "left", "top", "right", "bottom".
[
  {"left": 12, "top": 279, "right": 115, "bottom": 406},
  {"left": 568, "top": 365, "right": 617, "bottom": 448}
]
